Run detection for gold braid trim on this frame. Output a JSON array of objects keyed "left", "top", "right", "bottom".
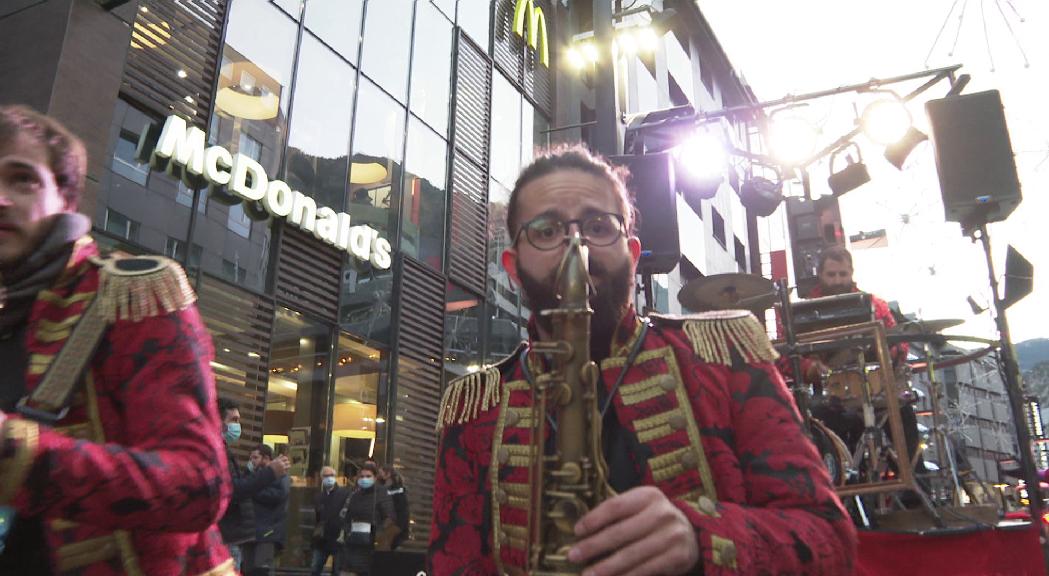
[
  {"left": 93, "top": 255, "right": 196, "bottom": 323},
  {"left": 680, "top": 310, "right": 779, "bottom": 366},
  {"left": 436, "top": 367, "right": 501, "bottom": 431},
  {"left": 0, "top": 419, "right": 40, "bottom": 505}
]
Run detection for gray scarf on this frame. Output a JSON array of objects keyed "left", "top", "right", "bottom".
[{"left": 0, "top": 213, "right": 91, "bottom": 335}]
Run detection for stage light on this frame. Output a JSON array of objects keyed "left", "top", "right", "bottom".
[
  {"left": 673, "top": 131, "right": 725, "bottom": 179},
  {"left": 581, "top": 41, "right": 600, "bottom": 63},
  {"left": 565, "top": 46, "right": 586, "bottom": 70},
  {"left": 739, "top": 175, "right": 784, "bottom": 217},
  {"left": 616, "top": 30, "right": 638, "bottom": 54},
  {"left": 768, "top": 111, "right": 818, "bottom": 167},
  {"left": 861, "top": 98, "right": 913, "bottom": 146},
  {"left": 884, "top": 126, "right": 929, "bottom": 169},
  {"left": 636, "top": 26, "right": 660, "bottom": 52},
  {"left": 827, "top": 144, "right": 870, "bottom": 197}
]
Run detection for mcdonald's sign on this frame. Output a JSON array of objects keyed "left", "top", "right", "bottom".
[{"left": 513, "top": 0, "right": 549, "bottom": 67}]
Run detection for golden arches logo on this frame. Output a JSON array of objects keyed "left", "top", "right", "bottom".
[{"left": 512, "top": 0, "right": 549, "bottom": 67}]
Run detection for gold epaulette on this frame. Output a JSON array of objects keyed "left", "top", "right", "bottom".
[
  {"left": 436, "top": 343, "right": 524, "bottom": 432},
  {"left": 89, "top": 255, "right": 197, "bottom": 323},
  {"left": 652, "top": 310, "right": 779, "bottom": 366}
]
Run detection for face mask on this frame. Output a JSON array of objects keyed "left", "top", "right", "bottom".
[
  {"left": 322, "top": 476, "right": 337, "bottom": 489},
  {"left": 358, "top": 477, "right": 375, "bottom": 489},
  {"left": 223, "top": 422, "right": 241, "bottom": 444},
  {"left": 247, "top": 461, "right": 256, "bottom": 473}
]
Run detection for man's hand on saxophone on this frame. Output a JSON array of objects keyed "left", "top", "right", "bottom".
[{"left": 568, "top": 486, "right": 700, "bottom": 576}]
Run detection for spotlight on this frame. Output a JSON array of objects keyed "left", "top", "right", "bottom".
[
  {"left": 827, "top": 144, "right": 870, "bottom": 197},
  {"left": 580, "top": 41, "right": 600, "bottom": 63},
  {"left": 636, "top": 26, "right": 660, "bottom": 52},
  {"left": 861, "top": 98, "right": 913, "bottom": 146},
  {"left": 673, "top": 131, "right": 725, "bottom": 201},
  {"left": 565, "top": 46, "right": 586, "bottom": 70},
  {"left": 768, "top": 107, "right": 818, "bottom": 166},
  {"left": 616, "top": 30, "right": 638, "bottom": 54},
  {"left": 884, "top": 126, "right": 928, "bottom": 169},
  {"left": 739, "top": 175, "right": 784, "bottom": 217}
]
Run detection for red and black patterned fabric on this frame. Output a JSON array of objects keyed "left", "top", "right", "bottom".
[
  {"left": 0, "top": 238, "right": 234, "bottom": 575},
  {"left": 429, "top": 309, "right": 856, "bottom": 575}
]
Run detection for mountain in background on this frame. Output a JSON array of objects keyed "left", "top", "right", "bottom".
[{"left": 1017, "top": 339, "right": 1049, "bottom": 372}]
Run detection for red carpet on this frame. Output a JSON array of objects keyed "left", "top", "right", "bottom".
[{"left": 855, "top": 524, "right": 1046, "bottom": 576}]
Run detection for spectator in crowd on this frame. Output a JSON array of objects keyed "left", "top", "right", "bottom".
[
  {"left": 311, "top": 466, "right": 349, "bottom": 576},
  {"left": 217, "top": 399, "right": 289, "bottom": 571},
  {"left": 243, "top": 444, "right": 291, "bottom": 576},
  {"left": 339, "top": 462, "right": 396, "bottom": 576},
  {"left": 379, "top": 464, "right": 410, "bottom": 550}
]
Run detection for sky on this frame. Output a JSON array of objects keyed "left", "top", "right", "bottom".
[{"left": 699, "top": 0, "right": 1048, "bottom": 344}]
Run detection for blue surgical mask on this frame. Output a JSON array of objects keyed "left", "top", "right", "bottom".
[
  {"left": 223, "top": 422, "right": 241, "bottom": 444},
  {"left": 322, "top": 476, "right": 337, "bottom": 489},
  {"left": 358, "top": 477, "right": 375, "bottom": 489},
  {"left": 246, "top": 460, "right": 256, "bottom": 473}
]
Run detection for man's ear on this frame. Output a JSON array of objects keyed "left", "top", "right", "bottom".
[
  {"left": 501, "top": 246, "right": 521, "bottom": 288},
  {"left": 627, "top": 235, "right": 641, "bottom": 268}
]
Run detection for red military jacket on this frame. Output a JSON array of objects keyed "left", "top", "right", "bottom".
[
  {"left": 429, "top": 309, "right": 856, "bottom": 575},
  {"left": 0, "top": 237, "right": 234, "bottom": 575}
]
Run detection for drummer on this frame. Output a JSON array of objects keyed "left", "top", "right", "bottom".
[{"left": 801, "top": 247, "right": 923, "bottom": 477}]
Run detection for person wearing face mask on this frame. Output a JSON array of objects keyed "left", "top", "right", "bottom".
[
  {"left": 217, "top": 398, "right": 289, "bottom": 571},
  {"left": 244, "top": 444, "right": 290, "bottom": 576},
  {"left": 338, "top": 463, "right": 397, "bottom": 576},
  {"left": 378, "top": 465, "right": 409, "bottom": 550},
  {"left": 310, "top": 466, "right": 349, "bottom": 576}
]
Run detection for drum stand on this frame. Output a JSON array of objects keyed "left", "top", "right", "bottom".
[
  {"left": 922, "top": 342, "right": 966, "bottom": 506},
  {"left": 792, "top": 321, "right": 943, "bottom": 527}
]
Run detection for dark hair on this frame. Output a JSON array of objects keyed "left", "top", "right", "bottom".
[
  {"left": 506, "top": 144, "right": 636, "bottom": 240},
  {"left": 360, "top": 462, "right": 378, "bottom": 476},
  {"left": 381, "top": 464, "right": 404, "bottom": 488},
  {"left": 217, "top": 397, "right": 238, "bottom": 420},
  {"left": 0, "top": 105, "right": 86, "bottom": 208},
  {"left": 818, "top": 246, "right": 853, "bottom": 273},
  {"left": 253, "top": 444, "right": 274, "bottom": 460}
]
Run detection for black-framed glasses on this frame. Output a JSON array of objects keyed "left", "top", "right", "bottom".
[{"left": 514, "top": 212, "right": 626, "bottom": 251}]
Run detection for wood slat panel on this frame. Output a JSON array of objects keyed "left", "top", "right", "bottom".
[
  {"left": 197, "top": 274, "right": 274, "bottom": 464},
  {"left": 447, "top": 152, "right": 488, "bottom": 296},
  {"left": 390, "top": 256, "right": 446, "bottom": 550},
  {"left": 453, "top": 31, "right": 493, "bottom": 168},
  {"left": 275, "top": 226, "right": 342, "bottom": 322}
]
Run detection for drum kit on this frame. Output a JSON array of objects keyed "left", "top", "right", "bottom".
[{"left": 679, "top": 273, "right": 984, "bottom": 527}]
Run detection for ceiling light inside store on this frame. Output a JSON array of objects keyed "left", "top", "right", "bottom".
[
  {"left": 177, "top": 69, "right": 188, "bottom": 78},
  {"left": 350, "top": 162, "right": 389, "bottom": 185},
  {"left": 216, "top": 85, "right": 279, "bottom": 120}
]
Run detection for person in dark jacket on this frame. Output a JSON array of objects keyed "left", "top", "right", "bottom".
[
  {"left": 379, "top": 465, "right": 409, "bottom": 550},
  {"left": 217, "top": 399, "right": 288, "bottom": 571},
  {"left": 339, "top": 463, "right": 397, "bottom": 576},
  {"left": 311, "top": 466, "right": 350, "bottom": 576},
  {"left": 243, "top": 444, "right": 291, "bottom": 576}
]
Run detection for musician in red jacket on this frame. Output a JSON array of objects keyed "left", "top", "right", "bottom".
[
  {"left": 0, "top": 105, "right": 233, "bottom": 574},
  {"left": 428, "top": 146, "right": 856, "bottom": 575}
]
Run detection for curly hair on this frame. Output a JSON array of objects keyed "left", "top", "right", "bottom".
[
  {"left": 0, "top": 105, "right": 87, "bottom": 208},
  {"left": 507, "top": 144, "right": 636, "bottom": 239}
]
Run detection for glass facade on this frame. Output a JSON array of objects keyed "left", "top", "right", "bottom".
[{"left": 85, "top": 0, "right": 552, "bottom": 566}]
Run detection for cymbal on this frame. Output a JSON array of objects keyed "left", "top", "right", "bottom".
[
  {"left": 678, "top": 273, "right": 776, "bottom": 312},
  {"left": 890, "top": 318, "right": 965, "bottom": 335}
]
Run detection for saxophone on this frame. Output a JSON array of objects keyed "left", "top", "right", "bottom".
[{"left": 525, "top": 232, "right": 610, "bottom": 575}]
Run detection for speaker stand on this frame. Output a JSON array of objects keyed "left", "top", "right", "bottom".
[{"left": 968, "top": 223, "right": 1045, "bottom": 532}]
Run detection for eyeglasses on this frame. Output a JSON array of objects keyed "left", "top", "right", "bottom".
[{"left": 514, "top": 212, "right": 626, "bottom": 251}]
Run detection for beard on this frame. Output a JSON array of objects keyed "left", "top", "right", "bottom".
[{"left": 518, "top": 256, "right": 634, "bottom": 360}]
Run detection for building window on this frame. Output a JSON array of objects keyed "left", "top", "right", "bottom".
[
  {"left": 401, "top": 117, "right": 448, "bottom": 270},
  {"left": 226, "top": 203, "right": 252, "bottom": 239},
  {"left": 490, "top": 70, "right": 522, "bottom": 188},
  {"left": 712, "top": 208, "right": 726, "bottom": 249},
  {"left": 410, "top": 0, "right": 454, "bottom": 137},
  {"left": 104, "top": 209, "right": 140, "bottom": 242},
  {"left": 166, "top": 237, "right": 185, "bottom": 261},
  {"left": 330, "top": 333, "right": 386, "bottom": 476},
  {"left": 444, "top": 283, "right": 483, "bottom": 378},
  {"left": 360, "top": 0, "right": 413, "bottom": 102},
  {"left": 303, "top": 0, "right": 363, "bottom": 64},
  {"left": 222, "top": 259, "right": 248, "bottom": 284},
  {"left": 734, "top": 236, "right": 747, "bottom": 272},
  {"left": 699, "top": 55, "right": 715, "bottom": 97},
  {"left": 458, "top": 0, "right": 493, "bottom": 51},
  {"left": 111, "top": 129, "right": 150, "bottom": 185}
]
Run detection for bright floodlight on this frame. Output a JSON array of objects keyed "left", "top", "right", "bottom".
[
  {"left": 565, "top": 46, "right": 586, "bottom": 70},
  {"left": 769, "top": 115, "right": 818, "bottom": 166},
  {"left": 581, "top": 41, "right": 600, "bottom": 63},
  {"left": 616, "top": 30, "right": 638, "bottom": 54},
  {"left": 861, "top": 98, "right": 913, "bottom": 146},
  {"left": 636, "top": 26, "right": 660, "bottom": 52},
  {"left": 674, "top": 131, "right": 725, "bottom": 179}
]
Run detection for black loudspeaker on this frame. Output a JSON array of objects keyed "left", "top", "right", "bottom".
[
  {"left": 925, "top": 90, "right": 1022, "bottom": 226},
  {"left": 609, "top": 153, "right": 680, "bottom": 274}
]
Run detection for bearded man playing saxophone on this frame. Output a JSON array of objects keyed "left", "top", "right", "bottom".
[{"left": 428, "top": 146, "right": 856, "bottom": 576}]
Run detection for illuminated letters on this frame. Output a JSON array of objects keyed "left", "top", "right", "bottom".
[
  {"left": 513, "top": 0, "right": 549, "bottom": 67},
  {"left": 145, "top": 115, "right": 391, "bottom": 269}
]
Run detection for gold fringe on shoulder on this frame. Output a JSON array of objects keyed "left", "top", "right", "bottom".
[
  {"left": 94, "top": 256, "right": 197, "bottom": 323},
  {"left": 436, "top": 366, "right": 502, "bottom": 432},
  {"left": 682, "top": 310, "right": 779, "bottom": 366}
]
